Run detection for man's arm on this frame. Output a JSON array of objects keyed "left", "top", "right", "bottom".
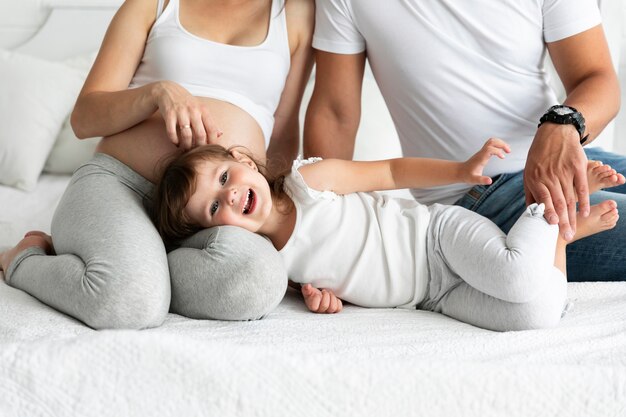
[
  {"left": 524, "top": 25, "right": 620, "bottom": 241},
  {"left": 303, "top": 51, "right": 366, "bottom": 159}
]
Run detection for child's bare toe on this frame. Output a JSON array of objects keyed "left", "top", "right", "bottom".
[
  {"left": 0, "top": 234, "right": 54, "bottom": 273},
  {"left": 23, "top": 231, "right": 54, "bottom": 254},
  {"left": 600, "top": 209, "right": 619, "bottom": 230}
]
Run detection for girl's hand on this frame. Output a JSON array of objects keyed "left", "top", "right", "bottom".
[
  {"left": 301, "top": 284, "right": 343, "bottom": 314},
  {"left": 461, "top": 137, "right": 511, "bottom": 185},
  {"left": 153, "top": 81, "right": 222, "bottom": 150}
]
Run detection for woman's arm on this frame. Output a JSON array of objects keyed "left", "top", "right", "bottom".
[
  {"left": 71, "top": 0, "right": 220, "bottom": 149},
  {"left": 266, "top": 0, "right": 315, "bottom": 168},
  {"left": 299, "top": 138, "right": 510, "bottom": 194}
]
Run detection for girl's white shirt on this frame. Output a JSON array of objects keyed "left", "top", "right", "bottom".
[{"left": 279, "top": 158, "right": 431, "bottom": 309}]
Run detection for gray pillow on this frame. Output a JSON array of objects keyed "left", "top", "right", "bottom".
[{"left": 168, "top": 226, "right": 287, "bottom": 320}]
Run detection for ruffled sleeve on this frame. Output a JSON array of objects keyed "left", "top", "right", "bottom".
[{"left": 283, "top": 157, "right": 338, "bottom": 204}]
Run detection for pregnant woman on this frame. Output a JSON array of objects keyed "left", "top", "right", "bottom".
[{"left": 0, "top": 0, "right": 314, "bottom": 329}]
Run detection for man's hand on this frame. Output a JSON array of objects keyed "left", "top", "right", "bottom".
[
  {"left": 301, "top": 284, "right": 343, "bottom": 314},
  {"left": 524, "top": 123, "right": 589, "bottom": 241}
]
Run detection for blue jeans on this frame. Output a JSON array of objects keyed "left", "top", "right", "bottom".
[{"left": 455, "top": 148, "right": 626, "bottom": 282}]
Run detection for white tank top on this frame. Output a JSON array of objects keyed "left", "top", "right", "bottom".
[
  {"left": 280, "top": 158, "right": 431, "bottom": 309},
  {"left": 129, "top": 0, "right": 291, "bottom": 146}
]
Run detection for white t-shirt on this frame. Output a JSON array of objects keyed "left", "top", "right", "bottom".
[
  {"left": 279, "top": 158, "right": 430, "bottom": 309},
  {"left": 313, "top": 0, "right": 602, "bottom": 204}
]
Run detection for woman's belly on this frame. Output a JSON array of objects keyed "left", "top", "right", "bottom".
[{"left": 96, "top": 97, "right": 266, "bottom": 183}]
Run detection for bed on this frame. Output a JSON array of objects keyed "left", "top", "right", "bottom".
[{"left": 0, "top": 2, "right": 625, "bottom": 416}]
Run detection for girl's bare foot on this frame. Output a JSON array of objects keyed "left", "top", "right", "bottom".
[
  {"left": 0, "top": 231, "right": 54, "bottom": 273},
  {"left": 587, "top": 161, "right": 626, "bottom": 194},
  {"left": 569, "top": 200, "right": 619, "bottom": 243}
]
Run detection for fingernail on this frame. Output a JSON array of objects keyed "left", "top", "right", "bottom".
[
  {"left": 549, "top": 215, "right": 558, "bottom": 224},
  {"left": 565, "top": 231, "right": 574, "bottom": 241}
]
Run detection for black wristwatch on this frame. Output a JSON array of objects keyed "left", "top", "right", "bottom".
[{"left": 538, "top": 105, "right": 589, "bottom": 145}]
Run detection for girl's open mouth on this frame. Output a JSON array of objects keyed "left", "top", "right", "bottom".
[{"left": 243, "top": 189, "right": 256, "bottom": 214}]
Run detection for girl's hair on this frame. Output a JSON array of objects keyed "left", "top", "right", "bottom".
[{"left": 151, "top": 144, "right": 288, "bottom": 244}]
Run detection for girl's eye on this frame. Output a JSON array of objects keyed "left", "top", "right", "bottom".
[
  {"left": 220, "top": 171, "right": 228, "bottom": 185},
  {"left": 210, "top": 201, "right": 219, "bottom": 216}
]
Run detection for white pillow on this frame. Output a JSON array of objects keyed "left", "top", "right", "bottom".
[
  {"left": 43, "top": 52, "right": 100, "bottom": 174},
  {"left": 0, "top": 50, "right": 85, "bottom": 190},
  {"left": 43, "top": 116, "right": 100, "bottom": 174}
]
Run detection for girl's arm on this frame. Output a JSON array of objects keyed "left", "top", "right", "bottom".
[
  {"left": 299, "top": 138, "right": 511, "bottom": 194},
  {"left": 266, "top": 0, "right": 315, "bottom": 168},
  {"left": 71, "top": 0, "right": 220, "bottom": 149}
]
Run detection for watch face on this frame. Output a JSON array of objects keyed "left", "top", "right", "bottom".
[{"left": 554, "top": 107, "right": 574, "bottom": 116}]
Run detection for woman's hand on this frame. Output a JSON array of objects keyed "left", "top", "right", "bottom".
[
  {"left": 153, "top": 81, "right": 222, "bottom": 150},
  {"left": 301, "top": 283, "right": 343, "bottom": 314},
  {"left": 461, "top": 137, "right": 511, "bottom": 185}
]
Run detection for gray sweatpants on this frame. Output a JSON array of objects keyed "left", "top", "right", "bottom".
[
  {"left": 6, "top": 154, "right": 287, "bottom": 329},
  {"left": 420, "top": 203, "right": 567, "bottom": 332}
]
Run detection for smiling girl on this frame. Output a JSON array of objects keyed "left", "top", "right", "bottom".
[{"left": 148, "top": 138, "right": 620, "bottom": 331}]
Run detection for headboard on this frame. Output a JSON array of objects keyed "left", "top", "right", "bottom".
[{"left": 12, "top": 0, "right": 122, "bottom": 60}]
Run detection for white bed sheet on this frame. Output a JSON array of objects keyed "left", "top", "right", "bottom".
[
  {"left": 0, "top": 173, "right": 70, "bottom": 248},
  {"left": 0, "top": 274, "right": 625, "bottom": 416}
]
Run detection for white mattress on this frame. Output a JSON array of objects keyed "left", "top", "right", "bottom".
[
  {"left": 0, "top": 174, "right": 70, "bottom": 248},
  {"left": 0, "top": 277, "right": 625, "bottom": 416}
]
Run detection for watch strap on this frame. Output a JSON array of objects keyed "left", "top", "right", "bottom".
[{"left": 538, "top": 105, "right": 588, "bottom": 145}]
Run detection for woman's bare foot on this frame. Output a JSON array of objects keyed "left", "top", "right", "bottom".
[
  {"left": 587, "top": 161, "right": 626, "bottom": 194},
  {"left": 570, "top": 200, "right": 619, "bottom": 243},
  {"left": 0, "top": 231, "right": 54, "bottom": 273}
]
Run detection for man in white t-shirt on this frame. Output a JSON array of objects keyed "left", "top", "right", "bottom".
[{"left": 304, "top": 0, "right": 624, "bottom": 282}]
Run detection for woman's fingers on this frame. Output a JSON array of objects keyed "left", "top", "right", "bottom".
[
  {"left": 157, "top": 83, "right": 221, "bottom": 148},
  {"left": 190, "top": 112, "right": 207, "bottom": 147},
  {"left": 177, "top": 114, "right": 193, "bottom": 150}
]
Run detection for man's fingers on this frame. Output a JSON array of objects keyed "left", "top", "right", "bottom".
[
  {"left": 532, "top": 183, "right": 559, "bottom": 225},
  {"left": 561, "top": 179, "right": 578, "bottom": 236},
  {"left": 574, "top": 168, "right": 591, "bottom": 218},
  {"left": 547, "top": 183, "right": 574, "bottom": 241},
  {"left": 524, "top": 182, "right": 536, "bottom": 207}
]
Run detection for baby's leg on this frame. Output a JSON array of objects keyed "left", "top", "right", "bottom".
[
  {"left": 429, "top": 204, "right": 559, "bottom": 304},
  {"left": 434, "top": 268, "right": 566, "bottom": 331},
  {"left": 423, "top": 204, "right": 566, "bottom": 331}
]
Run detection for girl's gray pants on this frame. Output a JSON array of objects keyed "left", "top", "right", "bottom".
[
  {"left": 5, "top": 154, "right": 286, "bottom": 329},
  {"left": 420, "top": 203, "right": 567, "bottom": 332}
]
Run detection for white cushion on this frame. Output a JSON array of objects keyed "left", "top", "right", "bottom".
[
  {"left": 0, "top": 50, "right": 85, "bottom": 190},
  {"left": 43, "top": 116, "right": 100, "bottom": 174},
  {"left": 43, "top": 52, "right": 100, "bottom": 174}
]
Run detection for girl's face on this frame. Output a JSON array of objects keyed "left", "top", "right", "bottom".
[{"left": 184, "top": 156, "right": 272, "bottom": 233}]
